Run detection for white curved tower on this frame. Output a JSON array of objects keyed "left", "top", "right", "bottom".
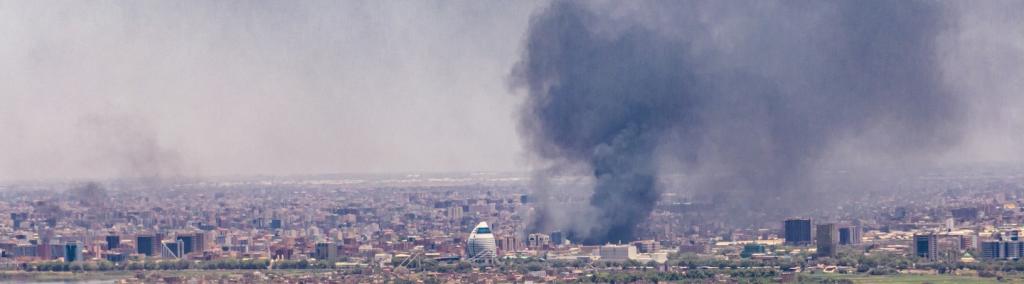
[{"left": 466, "top": 221, "right": 497, "bottom": 260}]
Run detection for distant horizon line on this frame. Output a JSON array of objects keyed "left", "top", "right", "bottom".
[
  {"left": 4, "top": 160, "right": 1024, "bottom": 186},
  {"left": 0, "top": 170, "right": 533, "bottom": 186}
]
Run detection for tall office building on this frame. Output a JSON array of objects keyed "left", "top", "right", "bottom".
[
  {"left": 105, "top": 235, "right": 120, "bottom": 250},
  {"left": 446, "top": 205, "right": 464, "bottom": 222},
  {"left": 137, "top": 235, "right": 155, "bottom": 256},
  {"left": 497, "top": 235, "right": 523, "bottom": 253},
  {"left": 192, "top": 231, "right": 205, "bottom": 252},
  {"left": 550, "top": 231, "right": 564, "bottom": 246},
  {"left": 37, "top": 239, "right": 51, "bottom": 259},
  {"left": 1007, "top": 241, "right": 1024, "bottom": 260},
  {"left": 162, "top": 240, "right": 184, "bottom": 259},
  {"left": 64, "top": 242, "right": 83, "bottom": 262},
  {"left": 155, "top": 233, "right": 165, "bottom": 255},
  {"left": 982, "top": 241, "right": 1003, "bottom": 259},
  {"left": 10, "top": 213, "right": 27, "bottom": 229},
  {"left": 960, "top": 234, "right": 979, "bottom": 251},
  {"left": 980, "top": 240, "right": 1024, "bottom": 260},
  {"left": 466, "top": 222, "right": 497, "bottom": 261},
  {"left": 527, "top": 233, "right": 550, "bottom": 248},
  {"left": 176, "top": 234, "right": 197, "bottom": 255},
  {"left": 314, "top": 242, "right": 338, "bottom": 260},
  {"left": 838, "top": 225, "right": 862, "bottom": 245},
  {"left": 784, "top": 219, "right": 813, "bottom": 246},
  {"left": 913, "top": 234, "right": 937, "bottom": 261},
  {"left": 816, "top": 224, "right": 838, "bottom": 257}
]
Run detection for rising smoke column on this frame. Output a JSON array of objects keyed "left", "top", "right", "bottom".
[
  {"left": 512, "top": 1, "right": 963, "bottom": 244},
  {"left": 512, "top": 1, "right": 696, "bottom": 244},
  {"left": 78, "top": 114, "right": 184, "bottom": 182}
]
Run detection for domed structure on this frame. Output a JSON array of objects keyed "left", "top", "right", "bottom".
[{"left": 466, "top": 221, "right": 497, "bottom": 261}]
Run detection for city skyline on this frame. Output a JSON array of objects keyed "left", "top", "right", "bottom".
[{"left": 5, "top": 1, "right": 1024, "bottom": 282}]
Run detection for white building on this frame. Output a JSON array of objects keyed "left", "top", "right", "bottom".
[
  {"left": 599, "top": 244, "right": 637, "bottom": 262},
  {"left": 598, "top": 243, "right": 667, "bottom": 263},
  {"left": 466, "top": 222, "right": 497, "bottom": 261}
]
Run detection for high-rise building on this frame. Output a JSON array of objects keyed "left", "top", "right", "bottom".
[
  {"left": 497, "top": 234, "right": 524, "bottom": 252},
  {"left": 314, "top": 242, "right": 338, "bottom": 260},
  {"left": 913, "top": 234, "right": 937, "bottom": 261},
  {"left": 527, "top": 233, "right": 550, "bottom": 248},
  {"left": 550, "top": 231, "right": 564, "bottom": 246},
  {"left": 64, "top": 242, "right": 82, "bottom": 262},
  {"left": 162, "top": 240, "right": 184, "bottom": 259},
  {"left": 37, "top": 239, "right": 51, "bottom": 259},
  {"left": 816, "top": 224, "right": 838, "bottom": 257},
  {"left": 497, "top": 235, "right": 523, "bottom": 253},
  {"left": 784, "top": 219, "right": 812, "bottom": 246},
  {"left": 980, "top": 239, "right": 1024, "bottom": 260},
  {"left": 154, "top": 233, "right": 164, "bottom": 255},
  {"left": 961, "top": 234, "right": 978, "bottom": 251},
  {"left": 12, "top": 244, "right": 36, "bottom": 257},
  {"left": 176, "top": 234, "right": 195, "bottom": 255},
  {"left": 1007, "top": 241, "right": 1024, "bottom": 260},
  {"left": 838, "top": 225, "right": 862, "bottom": 245},
  {"left": 191, "top": 231, "right": 204, "bottom": 252},
  {"left": 314, "top": 242, "right": 328, "bottom": 260},
  {"left": 106, "top": 235, "right": 120, "bottom": 250},
  {"left": 199, "top": 231, "right": 215, "bottom": 252},
  {"left": 137, "top": 235, "right": 155, "bottom": 256},
  {"left": 10, "top": 213, "right": 27, "bottom": 229},
  {"left": 466, "top": 222, "right": 497, "bottom": 261},
  {"left": 981, "top": 241, "right": 1003, "bottom": 259},
  {"left": 447, "top": 206, "right": 463, "bottom": 222}
]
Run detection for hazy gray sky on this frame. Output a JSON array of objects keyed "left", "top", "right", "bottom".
[
  {"left": 2, "top": 1, "right": 1024, "bottom": 183},
  {"left": 0, "top": 1, "right": 542, "bottom": 181}
]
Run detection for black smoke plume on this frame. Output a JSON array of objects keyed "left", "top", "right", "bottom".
[
  {"left": 78, "top": 113, "right": 184, "bottom": 182},
  {"left": 66, "top": 182, "right": 110, "bottom": 207},
  {"left": 512, "top": 1, "right": 963, "bottom": 244}
]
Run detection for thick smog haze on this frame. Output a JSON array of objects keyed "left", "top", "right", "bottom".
[
  {"left": 2, "top": 0, "right": 1024, "bottom": 183},
  {"left": 0, "top": 1, "right": 545, "bottom": 181}
]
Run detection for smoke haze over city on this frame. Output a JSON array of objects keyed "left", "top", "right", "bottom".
[
  {"left": 511, "top": 0, "right": 1024, "bottom": 244},
  {"left": 8, "top": 2, "right": 1024, "bottom": 282},
  {"left": 3, "top": 0, "right": 1024, "bottom": 244}
]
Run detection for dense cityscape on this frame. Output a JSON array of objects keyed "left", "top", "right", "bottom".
[
  {"left": 1, "top": 165, "right": 1024, "bottom": 283},
  {"left": 6, "top": 0, "right": 1024, "bottom": 283}
]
